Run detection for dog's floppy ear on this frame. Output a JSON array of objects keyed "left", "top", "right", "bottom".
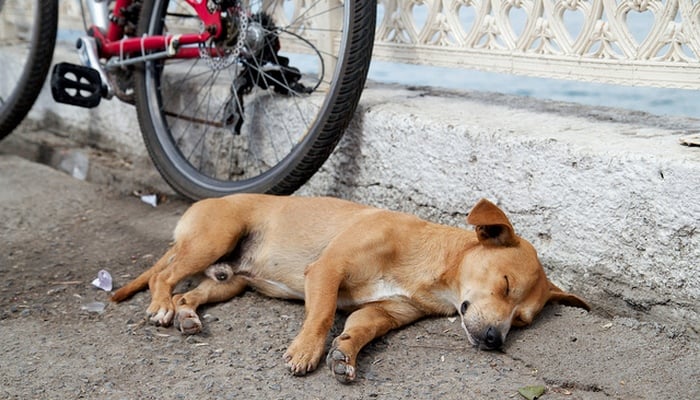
[
  {"left": 466, "top": 199, "right": 518, "bottom": 246},
  {"left": 547, "top": 281, "right": 590, "bottom": 311}
]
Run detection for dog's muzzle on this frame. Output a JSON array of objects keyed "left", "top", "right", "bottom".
[
  {"left": 459, "top": 301, "right": 505, "bottom": 350},
  {"left": 462, "top": 323, "right": 504, "bottom": 350}
]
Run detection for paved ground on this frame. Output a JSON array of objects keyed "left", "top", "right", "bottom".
[{"left": 0, "top": 140, "right": 698, "bottom": 399}]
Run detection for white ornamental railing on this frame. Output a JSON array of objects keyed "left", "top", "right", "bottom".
[{"left": 373, "top": 0, "right": 700, "bottom": 90}]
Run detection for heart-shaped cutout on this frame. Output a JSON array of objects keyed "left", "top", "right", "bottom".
[
  {"left": 506, "top": 5, "right": 528, "bottom": 43},
  {"left": 561, "top": 7, "right": 585, "bottom": 45},
  {"left": 625, "top": 8, "right": 655, "bottom": 47},
  {"left": 455, "top": 2, "right": 477, "bottom": 41},
  {"left": 495, "top": 0, "right": 541, "bottom": 49},
  {"left": 411, "top": 2, "right": 430, "bottom": 41},
  {"left": 544, "top": 0, "right": 603, "bottom": 54},
  {"left": 451, "top": 0, "right": 493, "bottom": 47},
  {"left": 602, "top": 0, "right": 676, "bottom": 58}
]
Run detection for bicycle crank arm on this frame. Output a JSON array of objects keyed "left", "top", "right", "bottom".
[{"left": 77, "top": 37, "right": 114, "bottom": 99}]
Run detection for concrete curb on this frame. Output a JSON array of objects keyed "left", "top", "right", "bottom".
[{"left": 6, "top": 46, "right": 700, "bottom": 338}]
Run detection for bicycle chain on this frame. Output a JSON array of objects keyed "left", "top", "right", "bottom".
[{"left": 199, "top": 8, "right": 248, "bottom": 71}]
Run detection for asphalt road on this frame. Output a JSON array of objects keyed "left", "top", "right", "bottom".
[{"left": 0, "top": 151, "right": 697, "bottom": 399}]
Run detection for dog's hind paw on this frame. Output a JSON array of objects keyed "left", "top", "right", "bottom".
[
  {"left": 174, "top": 310, "right": 203, "bottom": 335},
  {"left": 326, "top": 348, "right": 356, "bottom": 383}
]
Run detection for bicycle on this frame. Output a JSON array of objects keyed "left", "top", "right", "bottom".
[{"left": 0, "top": 0, "right": 375, "bottom": 200}]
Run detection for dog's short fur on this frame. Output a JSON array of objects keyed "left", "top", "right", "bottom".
[{"left": 112, "top": 195, "right": 589, "bottom": 382}]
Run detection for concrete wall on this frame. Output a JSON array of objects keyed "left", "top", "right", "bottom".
[{"left": 13, "top": 46, "right": 700, "bottom": 338}]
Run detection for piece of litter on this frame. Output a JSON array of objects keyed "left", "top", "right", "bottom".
[
  {"left": 55, "top": 149, "right": 89, "bottom": 180},
  {"left": 91, "top": 269, "right": 113, "bottom": 291},
  {"left": 679, "top": 133, "right": 700, "bottom": 146},
  {"left": 447, "top": 317, "right": 457, "bottom": 323},
  {"left": 140, "top": 194, "right": 158, "bottom": 207},
  {"left": 133, "top": 190, "right": 166, "bottom": 207},
  {"left": 81, "top": 301, "right": 106, "bottom": 313},
  {"left": 518, "top": 385, "right": 546, "bottom": 400},
  {"left": 601, "top": 322, "right": 613, "bottom": 329}
]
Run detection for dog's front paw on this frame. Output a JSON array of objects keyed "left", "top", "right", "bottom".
[
  {"left": 174, "top": 309, "right": 202, "bottom": 335},
  {"left": 147, "top": 301, "right": 175, "bottom": 326},
  {"left": 326, "top": 348, "right": 356, "bottom": 383},
  {"left": 283, "top": 337, "right": 325, "bottom": 376}
]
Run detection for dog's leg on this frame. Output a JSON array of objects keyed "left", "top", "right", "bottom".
[
  {"left": 146, "top": 199, "right": 246, "bottom": 326},
  {"left": 326, "top": 301, "right": 423, "bottom": 383},
  {"left": 172, "top": 275, "right": 247, "bottom": 335},
  {"left": 145, "top": 242, "right": 228, "bottom": 325},
  {"left": 283, "top": 259, "right": 344, "bottom": 376},
  {"left": 111, "top": 247, "right": 176, "bottom": 302}
]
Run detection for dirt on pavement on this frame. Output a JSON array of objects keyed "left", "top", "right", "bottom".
[{"left": 0, "top": 153, "right": 698, "bottom": 400}]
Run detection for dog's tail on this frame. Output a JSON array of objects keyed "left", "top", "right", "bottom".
[{"left": 110, "top": 248, "right": 174, "bottom": 302}]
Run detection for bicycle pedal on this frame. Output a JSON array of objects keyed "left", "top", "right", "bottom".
[{"left": 50, "top": 62, "right": 103, "bottom": 108}]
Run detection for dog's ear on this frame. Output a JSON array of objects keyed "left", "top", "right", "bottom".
[
  {"left": 466, "top": 199, "right": 518, "bottom": 246},
  {"left": 546, "top": 281, "right": 590, "bottom": 311}
]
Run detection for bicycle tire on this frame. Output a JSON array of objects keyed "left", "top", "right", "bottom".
[
  {"left": 0, "top": 0, "right": 58, "bottom": 140},
  {"left": 133, "top": 0, "right": 375, "bottom": 200}
]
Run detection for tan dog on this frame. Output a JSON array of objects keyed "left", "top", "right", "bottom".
[{"left": 112, "top": 195, "right": 589, "bottom": 383}]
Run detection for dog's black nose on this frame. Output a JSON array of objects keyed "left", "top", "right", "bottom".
[{"left": 483, "top": 326, "right": 502, "bottom": 349}]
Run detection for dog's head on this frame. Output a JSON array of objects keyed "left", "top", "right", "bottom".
[{"left": 456, "top": 199, "right": 589, "bottom": 350}]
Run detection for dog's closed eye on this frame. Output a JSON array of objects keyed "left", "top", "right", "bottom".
[
  {"left": 513, "top": 313, "right": 531, "bottom": 327},
  {"left": 504, "top": 275, "right": 510, "bottom": 297}
]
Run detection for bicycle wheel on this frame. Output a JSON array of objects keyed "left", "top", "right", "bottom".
[
  {"left": 0, "top": 0, "right": 58, "bottom": 140},
  {"left": 134, "top": 0, "right": 375, "bottom": 200}
]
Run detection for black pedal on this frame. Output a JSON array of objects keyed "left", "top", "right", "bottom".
[{"left": 50, "top": 62, "right": 103, "bottom": 108}]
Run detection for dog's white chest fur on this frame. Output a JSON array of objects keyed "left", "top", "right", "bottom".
[{"left": 337, "top": 279, "right": 410, "bottom": 309}]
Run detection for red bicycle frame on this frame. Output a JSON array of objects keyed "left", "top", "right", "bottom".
[{"left": 91, "top": 0, "right": 224, "bottom": 61}]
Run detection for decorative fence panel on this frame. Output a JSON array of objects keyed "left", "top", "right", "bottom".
[{"left": 373, "top": 0, "right": 700, "bottom": 89}]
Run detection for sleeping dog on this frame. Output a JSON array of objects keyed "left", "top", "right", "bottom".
[{"left": 112, "top": 195, "right": 589, "bottom": 382}]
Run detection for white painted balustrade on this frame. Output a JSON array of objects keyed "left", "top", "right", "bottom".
[{"left": 373, "top": 0, "right": 700, "bottom": 89}]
